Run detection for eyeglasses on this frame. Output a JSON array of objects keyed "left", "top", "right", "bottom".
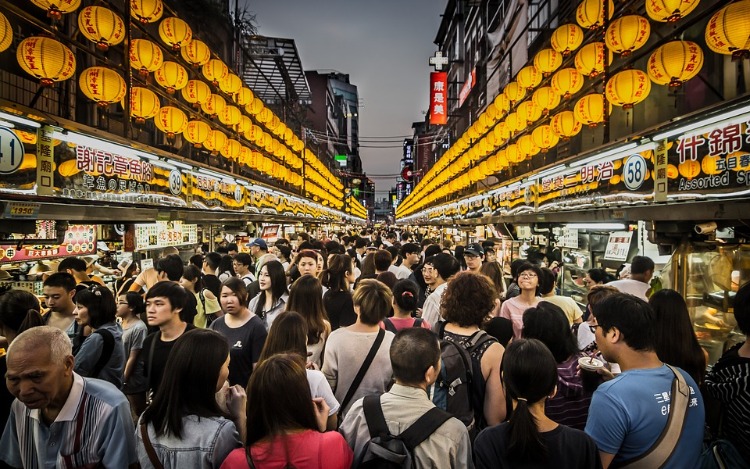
[
  {"left": 519, "top": 273, "right": 537, "bottom": 279},
  {"left": 589, "top": 324, "right": 602, "bottom": 334},
  {"left": 421, "top": 267, "right": 436, "bottom": 273}
]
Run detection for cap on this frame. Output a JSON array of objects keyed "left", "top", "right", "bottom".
[
  {"left": 247, "top": 238, "right": 268, "bottom": 250},
  {"left": 96, "top": 241, "right": 110, "bottom": 252},
  {"left": 118, "top": 258, "right": 133, "bottom": 272},
  {"left": 465, "top": 243, "right": 485, "bottom": 257},
  {"left": 366, "top": 244, "right": 378, "bottom": 251},
  {"left": 81, "top": 255, "right": 99, "bottom": 267}
]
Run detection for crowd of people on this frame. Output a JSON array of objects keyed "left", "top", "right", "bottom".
[{"left": 0, "top": 228, "right": 746, "bottom": 468}]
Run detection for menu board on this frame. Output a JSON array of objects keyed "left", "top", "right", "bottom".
[
  {"left": 604, "top": 231, "right": 633, "bottom": 261},
  {"left": 134, "top": 221, "right": 198, "bottom": 251},
  {"left": 0, "top": 224, "right": 96, "bottom": 262}
]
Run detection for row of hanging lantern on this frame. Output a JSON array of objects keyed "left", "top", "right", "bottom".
[
  {"left": 399, "top": 0, "right": 742, "bottom": 218},
  {"left": 8, "top": 0, "right": 346, "bottom": 210}
]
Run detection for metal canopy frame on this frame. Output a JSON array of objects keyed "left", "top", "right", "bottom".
[{"left": 241, "top": 36, "right": 312, "bottom": 105}]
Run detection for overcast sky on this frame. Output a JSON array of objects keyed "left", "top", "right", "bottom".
[{"left": 244, "top": 0, "right": 447, "bottom": 197}]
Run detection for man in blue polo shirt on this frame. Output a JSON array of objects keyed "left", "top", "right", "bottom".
[
  {"left": 585, "top": 293, "right": 705, "bottom": 468},
  {"left": 0, "top": 326, "right": 137, "bottom": 469}
]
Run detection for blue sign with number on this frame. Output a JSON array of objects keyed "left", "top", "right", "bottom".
[{"left": 0, "top": 127, "right": 24, "bottom": 175}]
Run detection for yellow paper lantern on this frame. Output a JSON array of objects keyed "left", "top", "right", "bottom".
[
  {"left": 550, "top": 68, "right": 584, "bottom": 101},
  {"left": 605, "top": 70, "right": 651, "bottom": 109},
  {"left": 493, "top": 93, "right": 511, "bottom": 119},
  {"left": 534, "top": 49, "right": 563, "bottom": 77},
  {"left": 202, "top": 58, "right": 228, "bottom": 85},
  {"left": 218, "top": 105, "right": 241, "bottom": 127},
  {"left": 235, "top": 87, "right": 254, "bottom": 106},
  {"left": 506, "top": 143, "right": 523, "bottom": 163},
  {"left": 646, "top": 0, "right": 701, "bottom": 23},
  {"left": 647, "top": 41, "right": 704, "bottom": 88},
  {"left": 504, "top": 81, "right": 526, "bottom": 104},
  {"left": 575, "top": 42, "right": 610, "bottom": 77},
  {"left": 154, "top": 106, "right": 188, "bottom": 139},
  {"left": 0, "top": 12, "right": 11, "bottom": 53},
  {"left": 78, "top": 6, "right": 125, "bottom": 51},
  {"left": 493, "top": 121, "right": 510, "bottom": 142},
  {"left": 574, "top": 94, "right": 607, "bottom": 127},
  {"left": 518, "top": 135, "right": 540, "bottom": 159},
  {"left": 13, "top": 130, "right": 37, "bottom": 145},
  {"left": 532, "top": 87, "right": 561, "bottom": 116},
  {"left": 517, "top": 100, "right": 543, "bottom": 125},
  {"left": 517, "top": 66, "right": 542, "bottom": 90},
  {"left": 154, "top": 61, "right": 188, "bottom": 94},
  {"left": 246, "top": 97, "right": 264, "bottom": 115},
  {"left": 505, "top": 112, "right": 525, "bottom": 134},
  {"left": 180, "top": 39, "right": 211, "bottom": 67},
  {"left": 576, "top": 0, "right": 614, "bottom": 30},
  {"left": 532, "top": 125, "right": 560, "bottom": 152},
  {"left": 16, "top": 37, "right": 76, "bottom": 87},
  {"left": 158, "top": 17, "right": 192, "bottom": 50},
  {"left": 239, "top": 146, "right": 253, "bottom": 166},
  {"left": 551, "top": 24, "right": 584, "bottom": 56},
  {"left": 550, "top": 110, "right": 582, "bottom": 139},
  {"left": 238, "top": 115, "right": 252, "bottom": 134},
  {"left": 221, "top": 139, "right": 242, "bottom": 160},
  {"left": 678, "top": 159, "right": 700, "bottom": 179},
  {"left": 79, "top": 67, "right": 126, "bottom": 108},
  {"left": 203, "top": 130, "right": 227, "bottom": 155},
  {"left": 606, "top": 15, "right": 651, "bottom": 57},
  {"left": 129, "top": 39, "right": 163, "bottom": 76},
  {"left": 257, "top": 107, "right": 273, "bottom": 124},
  {"left": 705, "top": 1, "right": 750, "bottom": 60},
  {"left": 30, "top": 0, "right": 81, "bottom": 19},
  {"left": 666, "top": 164, "right": 679, "bottom": 179},
  {"left": 201, "top": 94, "right": 226, "bottom": 117},
  {"left": 183, "top": 120, "right": 211, "bottom": 148},
  {"left": 219, "top": 73, "right": 243, "bottom": 96},
  {"left": 702, "top": 155, "right": 723, "bottom": 176},
  {"left": 131, "top": 0, "right": 163, "bottom": 24},
  {"left": 126, "top": 87, "right": 160, "bottom": 124},
  {"left": 181, "top": 80, "right": 211, "bottom": 108}
]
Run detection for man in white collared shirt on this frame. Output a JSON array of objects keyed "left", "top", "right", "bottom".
[
  {"left": 420, "top": 254, "right": 461, "bottom": 328},
  {"left": 0, "top": 326, "right": 137, "bottom": 469}
]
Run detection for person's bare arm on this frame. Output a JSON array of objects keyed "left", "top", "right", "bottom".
[
  {"left": 123, "top": 349, "right": 140, "bottom": 382},
  {"left": 599, "top": 451, "right": 615, "bottom": 469},
  {"left": 481, "top": 342, "right": 506, "bottom": 425}
]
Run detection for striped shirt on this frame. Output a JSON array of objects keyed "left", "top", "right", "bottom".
[
  {"left": 546, "top": 355, "right": 598, "bottom": 431},
  {"left": 0, "top": 373, "right": 137, "bottom": 469}
]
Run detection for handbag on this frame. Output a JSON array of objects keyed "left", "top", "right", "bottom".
[
  {"left": 337, "top": 328, "right": 386, "bottom": 428},
  {"left": 140, "top": 423, "right": 164, "bottom": 469},
  {"left": 616, "top": 364, "right": 689, "bottom": 469}
]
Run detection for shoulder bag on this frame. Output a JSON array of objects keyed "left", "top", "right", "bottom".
[
  {"left": 337, "top": 328, "right": 386, "bottom": 428},
  {"left": 140, "top": 423, "right": 164, "bottom": 469}
]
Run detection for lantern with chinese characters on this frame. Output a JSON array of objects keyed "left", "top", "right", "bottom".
[
  {"left": 79, "top": 67, "right": 126, "bottom": 108},
  {"left": 235, "top": 87, "right": 254, "bottom": 106},
  {"left": 239, "top": 146, "right": 252, "bottom": 166},
  {"left": 201, "top": 93, "right": 226, "bottom": 117},
  {"left": 218, "top": 105, "right": 241, "bottom": 127},
  {"left": 30, "top": 0, "right": 81, "bottom": 20},
  {"left": 678, "top": 159, "right": 700, "bottom": 179},
  {"left": 706, "top": 1, "right": 750, "bottom": 60},
  {"left": 0, "top": 12, "right": 11, "bottom": 53},
  {"left": 550, "top": 110, "right": 582, "bottom": 139},
  {"left": 16, "top": 37, "right": 76, "bottom": 86},
  {"left": 574, "top": 94, "right": 607, "bottom": 127},
  {"left": 158, "top": 17, "right": 192, "bottom": 51},
  {"left": 506, "top": 112, "right": 525, "bottom": 135},
  {"left": 506, "top": 143, "right": 523, "bottom": 164},
  {"left": 551, "top": 24, "right": 584, "bottom": 56},
  {"left": 78, "top": 6, "right": 125, "bottom": 51},
  {"left": 551, "top": 68, "right": 584, "bottom": 99},
  {"left": 219, "top": 73, "right": 242, "bottom": 96},
  {"left": 575, "top": 42, "right": 610, "bottom": 77},
  {"left": 532, "top": 125, "right": 560, "bottom": 152},
  {"left": 238, "top": 115, "right": 252, "bottom": 135},
  {"left": 154, "top": 61, "right": 188, "bottom": 94},
  {"left": 517, "top": 100, "right": 543, "bottom": 125},
  {"left": 534, "top": 49, "right": 563, "bottom": 77},
  {"left": 518, "top": 135, "right": 540, "bottom": 159},
  {"left": 130, "top": 39, "right": 163, "bottom": 77},
  {"left": 493, "top": 121, "right": 510, "bottom": 142},
  {"left": 126, "top": 87, "right": 160, "bottom": 124},
  {"left": 532, "top": 87, "right": 561, "bottom": 116},
  {"left": 203, "top": 129, "right": 227, "bottom": 155},
  {"left": 504, "top": 81, "right": 526, "bottom": 104},
  {"left": 517, "top": 66, "right": 542, "bottom": 90},
  {"left": 183, "top": 120, "right": 211, "bottom": 147},
  {"left": 257, "top": 107, "right": 273, "bottom": 124},
  {"left": 221, "top": 139, "right": 241, "bottom": 160},
  {"left": 647, "top": 41, "right": 703, "bottom": 88},
  {"left": 646, "top": 0, "right": 700, "bottom": 22},
  {"left": 576, "top": 0, "right": 614, "bottom": 30},
  {"left": 131, "top": 0, "right": 163, "bottom": 24},
  {"left": 154, "top": 106, "right": 188, "bottom": 139},
  {"left": 605, "top": 70, "right": 651, "bottom": 109},
  {"left": 606, "top": 15, "right": 651, "bottom": 56},
  {"left": 202, "top": 58, "right": 228, "bottom": 85},
  {"left": 493, "top": 93, "right": 511, "bottom": 118},
  {"left": 181, "top": 79, "right": 211, "bottom": 108},
  {"left": 180, "top": 39, "right": 211, "bottom": 67}
]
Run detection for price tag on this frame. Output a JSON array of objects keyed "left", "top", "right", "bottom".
[
  {"left": 604, "top": 231, "right": 633, "bottom": 261},
  {"left": 0, "top": 127, "right": 24, "bottom": 175},
  {"left": 4, "top": 202, "right": 40, "bottom": 219}
]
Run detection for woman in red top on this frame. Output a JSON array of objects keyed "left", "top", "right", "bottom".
[{"left": 220, "top": 353, "right": 353, "bottom": 469}]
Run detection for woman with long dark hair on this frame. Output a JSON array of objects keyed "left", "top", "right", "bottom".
[
  {"left": 649, "top": 289, "right": 707, "bottom": 384},
  {"left": 117, "top": 291, "right": 148, "bottom": 418},
  {"left": 286, "top": 275, "right": 330, "bottom": 368},
  {"left": 73, "top": 285, "right": 126, "bottom": 387},
  {"left": 137, "top": 329, "right": 246, "bottom": 468},
  {"left": 217, "top": 254, "right": 236, "bottom": 283},
  {"left": 381, "top": 279, "right": 432, "bottom": 332},
  {"left": 321, "top": 254, "right": 357, "bottom": 330},
  {"left": 181, "top": 264, "right": 221, "bottom": 328},
  {"left": 474, "top": 339, "right": 601, "bottom": 469},
  {"left": 249, "top": 261, "right": 288, "bottom": 331},
  {"left": 219, "top": 354, "right": 352, "bottom": 469}
]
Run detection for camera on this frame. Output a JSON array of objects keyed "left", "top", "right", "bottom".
[{"left": 694, "top": 222, "right": 717, "bottom": 235}]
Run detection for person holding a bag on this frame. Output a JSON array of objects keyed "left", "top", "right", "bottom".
[{"left": 180, "top": 265, "right": 221, "bottom": 328}]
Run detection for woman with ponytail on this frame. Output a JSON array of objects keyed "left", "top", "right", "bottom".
[
  {"left": 380, "top": 279, "right": 432, "bottom": 332},
  {"left": 321, "top": 254, "right": 356, "bottom": 331},
  {"left": 473, "top": 338, "right": 602, "bottom": 469}
]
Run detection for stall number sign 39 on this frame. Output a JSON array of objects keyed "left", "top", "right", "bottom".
[
  {"left": 0, "top": 127, "right": 24, "bottom": 175},
  {"left": 623, "top": 154, "right": 647, "bottom": 191}
]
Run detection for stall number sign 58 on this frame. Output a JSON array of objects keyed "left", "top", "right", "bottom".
[
  {"left": 623, "top": 154, "right": 647, "bottom": 191},
  {"left": 0, "top": 127, "right": 24, "bottom": 175}
]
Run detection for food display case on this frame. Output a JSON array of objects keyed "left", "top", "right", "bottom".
[{"left": 663, "top": 243, "right": 750, "bottom": 365}]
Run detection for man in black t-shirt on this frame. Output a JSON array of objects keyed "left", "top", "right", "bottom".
[{"left": 137, "top": 281, "right": 194, "bottom": 398}]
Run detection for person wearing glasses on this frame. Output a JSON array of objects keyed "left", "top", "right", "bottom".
[
  {"left": 420, "top": 254, "right": 461, "bottom": 328},
  {"left": 499, "top": 263, "right": 542, "bottom": 339}
]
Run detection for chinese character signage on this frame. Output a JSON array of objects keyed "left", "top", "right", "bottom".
[
  {"left": 134, "top": 221, "right": 198, "bottom": 251},
  {"left": 429, "top": 72, "right": 448, "bottom": 125},
  {"left": 190, "top": 174, "right": 245, "bottom": 210},
  {"left": 458, "top": 69, "right": 476, "bottom": 108},
  {"left": 0, "top": 224, "right": 96, "bottom": 262},
  {"left": 604, "top": 231, "right": 633, "bottom": 261}
]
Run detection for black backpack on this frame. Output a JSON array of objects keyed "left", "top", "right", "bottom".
[
  {"left": 354, "top": 394, "right": 452, "bottom": 469},
  {"left": 433, "top": 322, "right": 496, "bottom": 438},
  {"left": 382, "top": 318, "right": 423, "bottom": 334}
]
